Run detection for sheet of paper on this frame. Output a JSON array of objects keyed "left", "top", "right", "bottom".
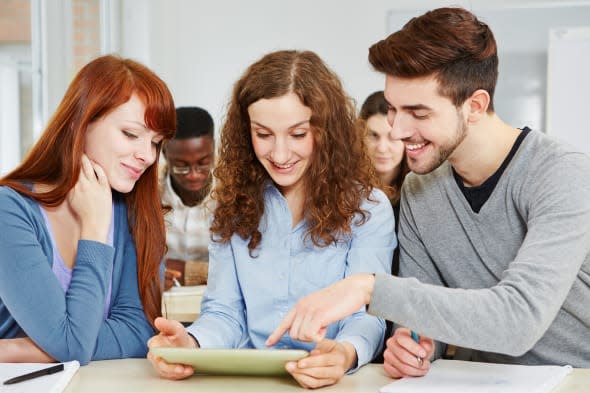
[
  {"left": 380, "top": 359, "right": 572, "bottom": 393},
  {"left": 0, "top": 360, "right": 79, "bottom": 393}
]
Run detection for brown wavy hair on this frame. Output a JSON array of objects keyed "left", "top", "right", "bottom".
[
  {"left": 369, "top": 7, "right": 498, "bottom": 112},
  {"left": 0, "top": 55, "right": 176, "bottom": 326},
  {"left": 359, "top": 91, "right": 410, "bottom": 205},
  {"left": 210, "top": 50, "right": 377, "bottom": 254}
]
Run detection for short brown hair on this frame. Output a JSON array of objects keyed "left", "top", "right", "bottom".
[{"left": 369, "top": 7, "right": 498, "bottom": 112}]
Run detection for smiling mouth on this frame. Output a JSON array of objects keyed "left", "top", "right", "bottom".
[
  {"left": 122, "top": 163, "right": 142, "bottom": 178},
  {"left": 271, "top": 161, "right": 297, "bottom": 169},
  {"left": 405, "top": 142, "right": 428, "bottom": 151}
]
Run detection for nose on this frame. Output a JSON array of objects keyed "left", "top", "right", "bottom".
[
  {"left": 135, "top": 139, "right": 156, "bottom": 166},
  {"left": 376, "top": 136, "right": 389, "bottom": 153},
  {"left": 270, "top": 135, "right": 290, "bottom": 164},
  {"left": 389, "top": 113, "right": 413, "bottom": 141}
]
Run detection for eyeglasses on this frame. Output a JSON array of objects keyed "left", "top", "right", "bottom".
[{"left": 170, "top": 163, "right": 211, "bottom": 175}]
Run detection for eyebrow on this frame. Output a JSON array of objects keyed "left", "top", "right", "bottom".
[
  {"left": 250, "top": 119, "right": 310, "bottom": 131},
  {"left": 401, "top": 104, "right": 432, "bottom": 111},
  {"left": 171, "top": 155, "right": 212, "bottom": 165},
  {"left": 123, "top": 120, "right": 149, "bottom": 130},
  {"left": 384, "top": 97, "right": 432, "bottom": 112}
]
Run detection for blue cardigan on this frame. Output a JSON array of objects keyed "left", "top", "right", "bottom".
[{"left": 0, "top": 186, "right": 155, "bottom": 365}]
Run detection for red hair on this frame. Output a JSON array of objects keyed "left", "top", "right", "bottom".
[{"left": 1, "top": 55, "right": 176, "bottom": 326}]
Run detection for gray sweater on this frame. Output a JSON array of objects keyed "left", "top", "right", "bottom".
[{"left": 368, "top": 130, "right": 590, "bottom": 367}]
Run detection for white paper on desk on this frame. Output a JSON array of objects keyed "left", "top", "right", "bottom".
[
  {"left": 0, "top": 360, "right": 79, "bottom": 393},
  {"left": 380, "top": 359, "right": 572, "bottom": 393}
]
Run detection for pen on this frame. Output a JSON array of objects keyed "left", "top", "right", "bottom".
[
  {"left": 411, "top": 330, "right": 424, "bottom": 366},
  {"left": 172, "top": 277, "right": 182, "bottom": 287},
  {"left": 3, "top": 363, "right": 64, "bottom": 385}
]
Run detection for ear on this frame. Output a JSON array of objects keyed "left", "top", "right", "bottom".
[{"left": 465, "top": 89, "right": 490, "bottom": 123}]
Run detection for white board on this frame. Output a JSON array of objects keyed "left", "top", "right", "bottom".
[{"left": 546, "top": 26, "right": 590, "bottom": 154}]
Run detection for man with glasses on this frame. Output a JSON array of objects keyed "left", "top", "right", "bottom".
[{"left": 161, "top": 107, "right": 214, "bottom": 289}]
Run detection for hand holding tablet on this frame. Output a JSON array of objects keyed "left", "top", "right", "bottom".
[
  {"left": 151, "top": 348, "right": 309, "bottom": 376},
  {"left": 147, "top": 317, "right": 309, "bottom": 378}
]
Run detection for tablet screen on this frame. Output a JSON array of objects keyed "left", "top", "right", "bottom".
[{"left": 151, "top": 348, "right": 309, "bottom": 376}]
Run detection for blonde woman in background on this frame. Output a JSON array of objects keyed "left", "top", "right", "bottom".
[{"left": 360, "top": 90, "right": 409, "bottom": 276}]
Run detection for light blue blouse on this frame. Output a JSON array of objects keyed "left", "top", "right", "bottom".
[{"left": 188, "top": 183, "right": 396, "bottom": 368}]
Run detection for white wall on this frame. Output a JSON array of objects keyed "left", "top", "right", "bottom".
[
  {"left": 546, "top": 26, "right": 590, "bottom": 153},
  {"left": 387, "top": 3, "right": 590, "bottom": 132},
  {"left": 142, "top": 0, "right": 398, "bottom": 128},
  {"left": 0, "top": 55, "right": 20, "bottom": 176},
  {"left": 122, "top": 0, "right": 590, "bottom": 131}
]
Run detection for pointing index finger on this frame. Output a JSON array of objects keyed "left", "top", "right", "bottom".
[{"left": 266, "top": 308, "right": 295, "bottom": 346}]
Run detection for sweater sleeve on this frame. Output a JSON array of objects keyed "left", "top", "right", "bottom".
[
  {"left": 0, "top": 188, "right": 113, "bottom": 365},
  {"left": 91, "top": 202, "right": 155, "bottom": 360},
  {"left": 372, "top": 181, "right": 449, "bottom": 360},
  {"left": 368, "top": 152, "right": 590, "bottom": 358}
]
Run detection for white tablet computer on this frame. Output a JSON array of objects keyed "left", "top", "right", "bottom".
[{"left": 151, "top": 348, "right": 309, "bottom": 376}]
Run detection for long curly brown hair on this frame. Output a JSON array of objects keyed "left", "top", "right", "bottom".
[{"left": 210, "top": 50, "right": 378, "bottom": 254}]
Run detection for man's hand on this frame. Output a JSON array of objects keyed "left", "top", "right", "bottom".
[
  {"left": 267, "top": 273, "right": 375, "bottom": 345},
  {"left": 383, "top": 327, "right": 434, "bottom": 378},
  {"left": 164, "top": 259, "right": 184, "bottom": 290}
]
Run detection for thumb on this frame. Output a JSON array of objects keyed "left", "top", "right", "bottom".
[
  {"left": 155, "top": 317, "right": 182, "bottom": 337},
  {"left": 313, "top": 338, "right": 337, "bottom": 354}
]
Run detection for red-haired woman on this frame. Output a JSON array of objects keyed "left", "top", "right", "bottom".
[
  {"left": 147, "top": 50, "right": 395, "bottom": 389},
  {"left": 0, "top": 55, "right": 175, "bottom": 365}
]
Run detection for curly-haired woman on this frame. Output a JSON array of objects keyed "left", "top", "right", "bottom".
[{"left": 147, "top": 50, "right": 395, "bottom": 389}]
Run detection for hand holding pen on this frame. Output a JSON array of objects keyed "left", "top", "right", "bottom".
[
  {"left": 382, "top": 327, "right": 434, "bottom": 379},
  {"left": 411, "top": 330, "right": 424, "bottom": 366}
]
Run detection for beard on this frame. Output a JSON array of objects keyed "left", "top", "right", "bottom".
[
  {"left": 407, "top": 110, "right": 468, "bottom": 175},
  {"left": 171, "top": 171, "right": 212, "bottom": 206}
]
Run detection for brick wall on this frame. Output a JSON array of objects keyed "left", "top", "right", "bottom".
[
  {"left": 72, "top": 0, "right": 100, "bottom": 72},
  {"left": 0, "top": 0, "right": 101, "bottom": 161},
  {"left": 0, "top": 0, "right": 31, "bottom": 43}
]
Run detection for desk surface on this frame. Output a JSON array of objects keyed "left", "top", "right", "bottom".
[{"left": 64, "top": 359, "right": 590, "bottom": 393}]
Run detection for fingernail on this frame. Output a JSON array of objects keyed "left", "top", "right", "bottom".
[{"left": 286, "top": 362, "right": 295, "bottom": 371}]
